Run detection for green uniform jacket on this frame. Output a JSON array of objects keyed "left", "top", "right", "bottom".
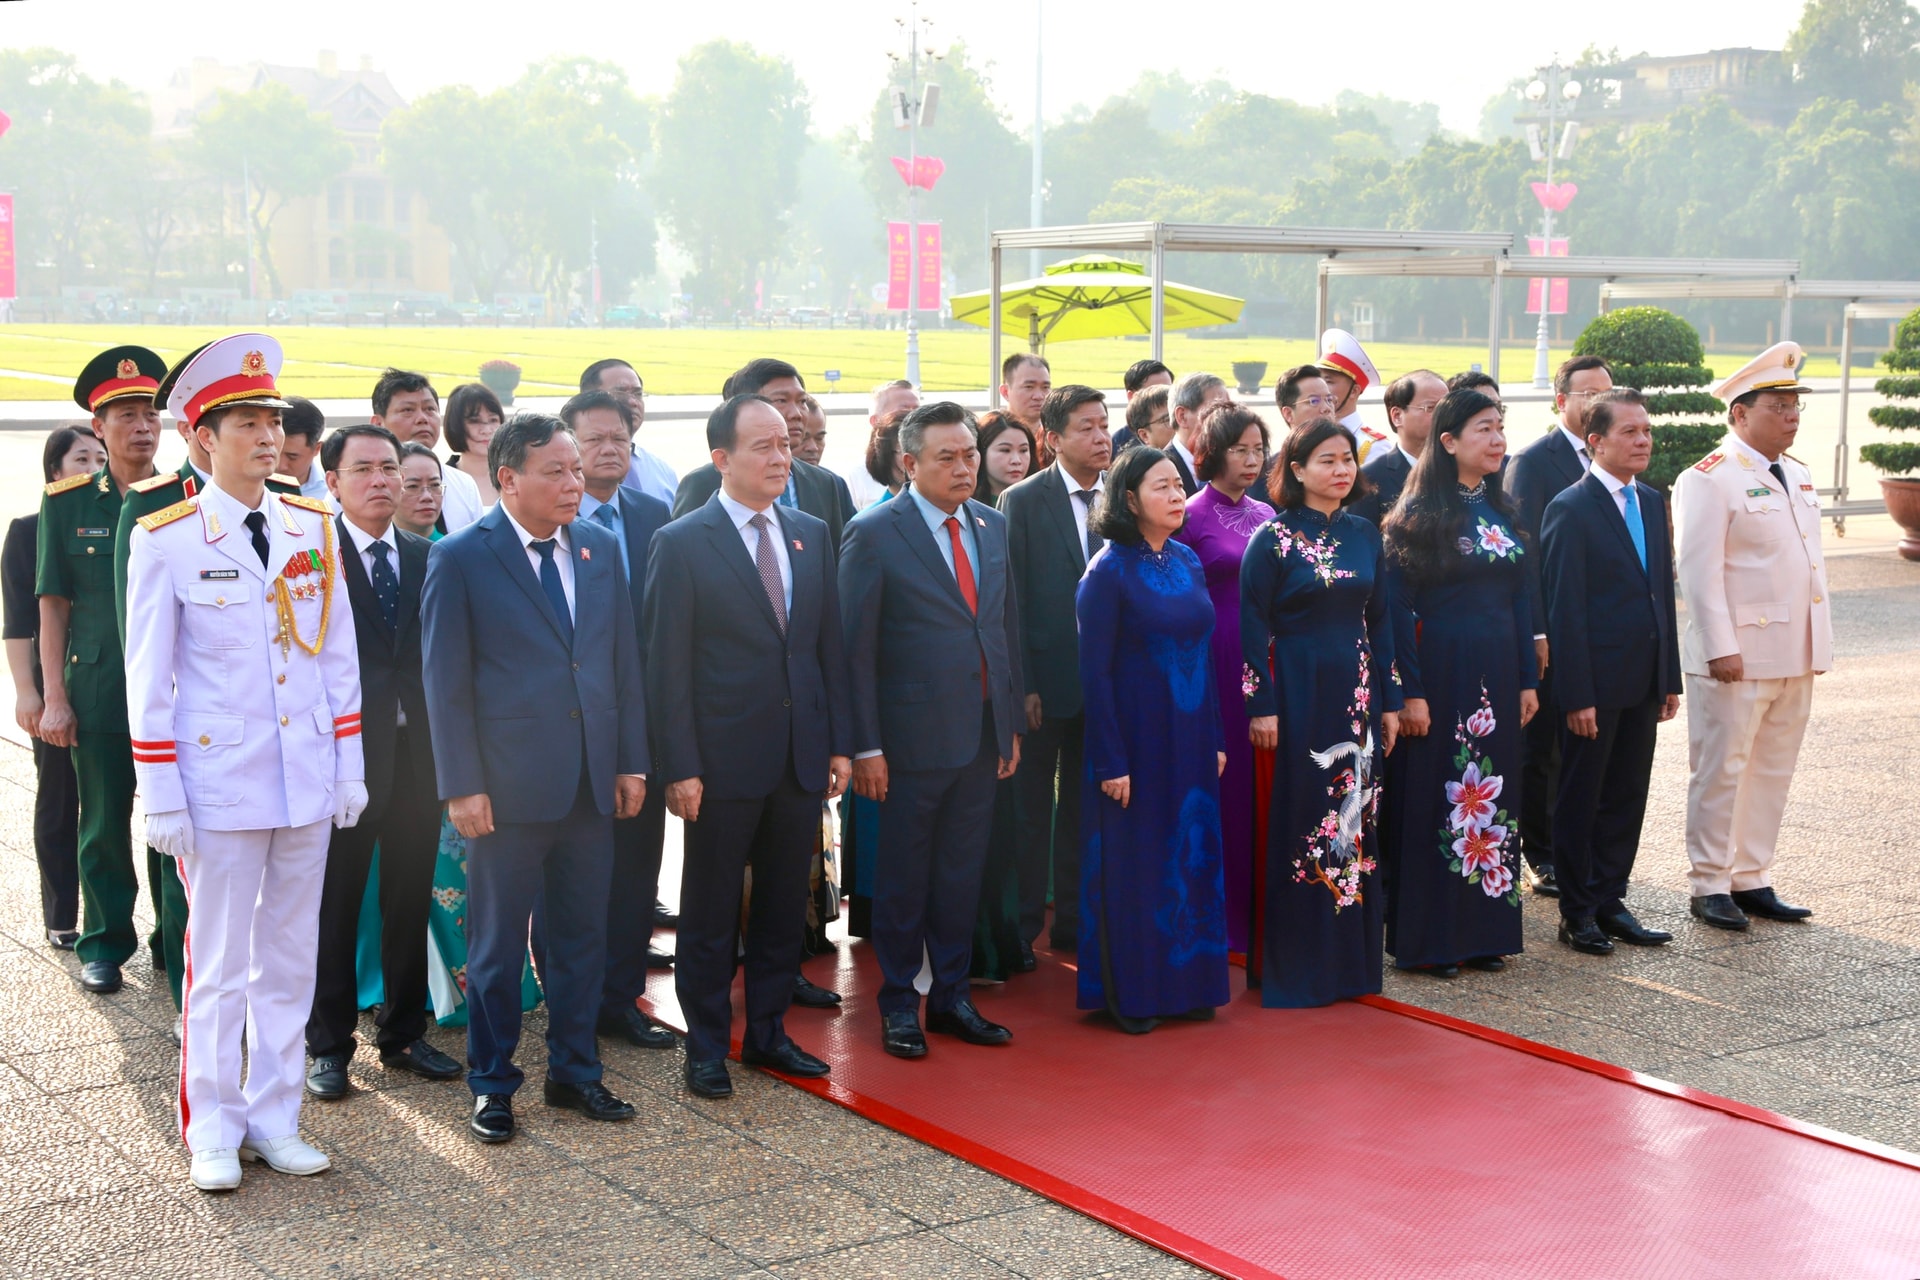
[{"left": 37, "top": 467, "right": 130, "bottom": 734}]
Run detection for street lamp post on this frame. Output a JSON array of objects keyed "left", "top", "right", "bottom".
[
  {"left": 892, "top": 4, "right": 939, "bottom": 387},
  {"left": 1525, "top": 64, "right": 1581, "bottom": 389}
]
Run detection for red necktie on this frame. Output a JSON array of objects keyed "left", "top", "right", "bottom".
[{"left": 945, "top": 516, "right": 987, "bottom": 697}]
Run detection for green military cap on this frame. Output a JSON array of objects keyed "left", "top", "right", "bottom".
[{"left": 73, "top": 346, "right": 167, "bottom": 413}]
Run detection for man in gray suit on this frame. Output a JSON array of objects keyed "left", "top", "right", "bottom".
[
  {"left": 840, "top": 401, "right": 1024, "bottom": 1059},
  {"left": 997, "top": 384, "right": 1111, "bottom": 963}
]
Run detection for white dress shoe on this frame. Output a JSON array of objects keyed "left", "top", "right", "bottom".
[
  {"left": 190, "top": 1148, "right": 243, "bottom": 1192},
  {"left": 239, "top": 1135, "right": 331, "bottom": 1175}
]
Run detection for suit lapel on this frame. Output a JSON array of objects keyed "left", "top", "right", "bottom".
[
  {"left": 482, "top": 508, "right": 569, "bottom": 645},
  {"left": 699, "top": 498, "right": 785, "bottom": 637},
  {"left": 398, "top": 534, "right": 426, "bottom": 643},
  {"left": 204, "top": 494, "right": 269, "bottom": 582},
  {"left": 1553, "top": 430, "right": 1586, "bottom": 489},
  {"left": 963, "top": 500, "right": 1002, "bottom": 596},
  {"left": 1584, "top": 473, "right": 1645, "bottom": 579},
  {"left": 333, "top": 516, "right": 395, "bottom": 648},
  {"left": 1037, "top": 467, "right": 1085, "bottom": 567},
  {"left": 894, "top": 496, "right": 971, "bottom": 612}
]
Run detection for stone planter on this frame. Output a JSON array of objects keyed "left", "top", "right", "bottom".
[
  {"left": 1231, "top": 361, "right": 1267, "bottom": 396},
  {"left": 1880, "top": 477, "right": 1920, "bottom": 561},
  {"left": 479, "top": 365, "right": 521, "bottom": 406}
]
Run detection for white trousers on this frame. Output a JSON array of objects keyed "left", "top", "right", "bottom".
[
  {"left": 1683, "top": 672, "right": 1814, "bottom": 897},
  {"left": 175, "top": 819, "right": 330, "bottom": 1154}
]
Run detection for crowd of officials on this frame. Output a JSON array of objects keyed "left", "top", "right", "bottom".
[{"left": 7, "top": 325, "right": 1832, "bottom": 1192}]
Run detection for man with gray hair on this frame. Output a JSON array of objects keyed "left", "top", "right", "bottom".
[
  {"left": 1167, "top": 371, "right": 1231, "bottom": 495},
  {"left": 845, "top": 379, "right": 921, "bottom": 508}
]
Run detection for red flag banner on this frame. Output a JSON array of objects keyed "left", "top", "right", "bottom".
[
  {"left": 889, "top": 156, "right": 947, "bottom": 191},
  {"left": 0, "top": 110, "right": 12, "bottom": 140},
  {"left": 0, "top": 195, "right": 15, "bottom": 300},
  {"left": 918, "top": 223, "right": 942, "bottom": 310},
  {"left": 886, "top": 221, "right": 910, "bottom": 310},
  {"left": 1526, "top": 236, "right": 1568, "bottom": 316}
]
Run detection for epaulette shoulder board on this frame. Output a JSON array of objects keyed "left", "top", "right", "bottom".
[
  {"left": 1693, "top": 452, "right": 1724, "bottom": 473},
  {"left": 279, "top": 494, "right": 331, "bottom": 515},
  {"left": 1781, "top": 451, "right": 1805, "bottom": 467},
  {"left": 130, "top": 471, "right": 182, "bottom": 495},
  {"left": 137, "top": 499, "right": 198, "bottom": 532},
  {"left": 268, "top": 472, "right": 302, "bottom": 491},
  {"left": 44, "top": 473, "right": 91, "bottom": 496}
]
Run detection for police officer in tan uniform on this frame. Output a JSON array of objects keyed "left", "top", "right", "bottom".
[{"left": 1671, "top": 341, "right": 1831, "bottom": 930}]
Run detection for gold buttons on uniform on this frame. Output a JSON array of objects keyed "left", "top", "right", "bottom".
[
  {"left": 1757, "top": 616, "right": 1770, "bottom": 627},
  {"left": 215, "top": 596, "right": 226, "bottom": 606},
  {"left": 85, "top": 546, "right": 96, "bottom": 556},
  {"left": 280, "top": 715, "right": 289, "bottom": 726},
  {"left": 198, "top": 734, "right": 210, "bottom": 746},
  {"left": 1814, "top": 595, "right": 1823, "bottom": 604},
  {"left": 69, "top": 654, "right": 77, "bottom": 664},
  {"left": 277, "top": 674, "right": 285, "bottom": 684}
]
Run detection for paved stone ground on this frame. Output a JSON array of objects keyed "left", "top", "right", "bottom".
[{"left": 0, "top": 519, "right": 1914, "bottom": 1278}]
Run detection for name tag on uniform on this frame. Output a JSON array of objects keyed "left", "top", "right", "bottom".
[
  {"left": 1800, "top": 483, "right": 1819, "bottom": 506},
  {"left": 75, "top": 527, "right": 109, "bottom": 537},
  {"left": 199, "top": 569, "right": 240, "bottom": 580},
  {"left": 1745, "top": 488, "right": 1771, "bottom": 498}
]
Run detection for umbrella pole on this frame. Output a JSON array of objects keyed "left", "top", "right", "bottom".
[{"left": 1028, "top": 312, "right": 1041, "bottom": 355}]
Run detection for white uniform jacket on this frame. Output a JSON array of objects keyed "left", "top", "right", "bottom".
[
  {"left": 1671, "top": 432, "right": 1833, "bottom": 681},
  {"left": 123, "top": 485, "right": 364, "bottom": 830}
]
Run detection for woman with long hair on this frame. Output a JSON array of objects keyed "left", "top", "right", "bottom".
[
  {"left": 975, "top": 411, "right": 1035, "bottom": 504},
  {"left": 1240, "top": 417, "right": 1400, "bottom": 1006},
  {"left": 1380, "top": 389, "right": 1539, "bottom": 977}
]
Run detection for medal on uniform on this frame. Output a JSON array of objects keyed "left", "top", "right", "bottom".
[{"left": 272, "top": 523, "right": 336, "bottom": 661}]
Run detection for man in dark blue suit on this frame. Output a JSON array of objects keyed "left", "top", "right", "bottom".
[
  {"left": 1507, "top": 354, "right": 1614, "bottom": 900},
  {"left": 1349, "top": 369, "right": 1443, "bottom": 525},
  {"left": 645, "top": 395, "right": 853, "bottom": 1098},
  {"left": 841, "top": 401, "right": 1024, "bottom": 1059},
  {"left": 1541, "top": 389, "right": 1681, "bottom": 956},
  {"left": 560, "top": 390, "right": 678, "bottom": 1050},
  {"left": 422, "top": 413, "right": 649, "bottom": 1144}
]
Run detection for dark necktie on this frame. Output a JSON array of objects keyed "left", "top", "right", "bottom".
[
  {"left": 749, "top": 512, "right": 787, "bottom": 634},
  {"left": 531, "top": 538, "right": 574, "bottom": 647},
  {"left": 368, "top": 539, "right": 400, "bottom": 631},
  {"left": 1769, "top": 461, "right": 1789, "bottom": 493},
  {"left": 1074, "top": 489, "right": 1103, "bottom": 559},
  {"left": 244, "top": 511, "right": 270, "bottom": 568}
]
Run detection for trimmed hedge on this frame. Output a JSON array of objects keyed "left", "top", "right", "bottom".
[
  {"left": 1866, "top": 306, "right": 1920, "bottom": 477},
  {"left": 1571, "top": 306, "right": 1724, "bottom": 492}
]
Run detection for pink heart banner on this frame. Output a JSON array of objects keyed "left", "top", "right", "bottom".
[
  {"left": 890, "top": 156, "right": 947, "bottom": 191},
  {"left": 1530, "top": 181, "right": 1578, "bottom": 213}
]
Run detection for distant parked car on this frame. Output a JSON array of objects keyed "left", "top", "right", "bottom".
[
  {"left": 790, "top": 306, "right": 832, "bottom": 328},
  {"left": 604, "top": 304, "right": 642, "bottom": 327}
]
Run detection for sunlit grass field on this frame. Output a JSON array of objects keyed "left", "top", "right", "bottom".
[{"left": 0, "top": 324, "right": 1856, "bottom": 402}]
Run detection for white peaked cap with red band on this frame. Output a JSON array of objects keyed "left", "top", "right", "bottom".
[{"left": 1317, "top": 328, "right": 1381, "bottom": 395}]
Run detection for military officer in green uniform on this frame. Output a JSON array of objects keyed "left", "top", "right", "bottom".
[{"left": 37, "top": 346, "right": 166, "bottom": 994}]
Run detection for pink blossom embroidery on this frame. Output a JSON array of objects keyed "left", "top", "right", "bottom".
[
  {"left": 1242, "top": 663, "right": 1259, "bottom": 700},
  {"left": 1453, "top": 824, "right": 1508, "bottom": 876},
  {"left": 1465, "top": 705, "right": 1496, "bottom": 738},
  {"left": 1473, "top": 519, "right": 1521, "bottom": 561},
  {"left": 1434, "top": 683, "right": 1519, "bottom": 905},
  {"left": 1445, "top": 762, "right": 1502, "bottom": 832},
  {"left": 1480, "top": 863, "right": 1514, "bottom": 897}
]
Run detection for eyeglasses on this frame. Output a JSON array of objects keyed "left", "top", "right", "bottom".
[
  {"left": 1755, "top": 396, "right": 1803, "bottom": 415},
  {"left": 1298, "top": 395, "right": 1339, "bottom": 411},
  {"left": 1224, "top": 445, "right": 1265, "bottom": 459},
  {"left": 338, "top": 463, "right": 402, "bottom": 480},
  {"left": 401, "top": 480, "right": 443, "bottom": 495},
  {"left": 1562, "top": 389, "right": 1606, "bottom": 403},
  {"left": 1411, "top": 400, "right": 1443, "bottom": 415},
  {"left": 1147, "top": 415, "right": 1170, "bottom": 429}
]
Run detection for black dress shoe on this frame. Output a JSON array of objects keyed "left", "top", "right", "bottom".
[
  {"left": 1690, "top": 894, "right": 1750, "bottom": 931},
  {"left": 1415, "top": 963, "right": 1460, "bottom": 979},
  {"left": 470, "top": 1094, "right": 514, "bottom": 1143},
  {"left": 685, "top": 1058, "right": 733, "bottom": 1098},
  {"left": 542, "top": 1078, "right": 635, "bottom": 1121},
  {"left": 1013, "top": 941, "right": 1037, "bottom": 973},
  {"left": 791, "top": 974, "right": 842, "bottom": 1008},
  {"left": 45, "top": 929, "right": 78, "bottom": 951},
  {"left": 1731, "top": 887, "right": 1813, "bottom": 922},
  {"left": 306, "top": 1053, "right": 351, "bottom": 1100},
  {"left": 380, "top": 1038, "right": 463, "bottom": 1079},
  {"left": 881, "top": 1011, "right": 928, "bottom": 1059},
  {"left": 598, "top": 1006, "right": 676, "bottom": 1049},
  {"left": 927, "top": 1000, "right": 1013, "bottom": 1046},
  {"left": 1526, "top": 863, "right": 1560, "bottom": 898},
  {"left": 1465, "top": 955, "right": 1507, "bottom": 972},
  {"left": 645, "top": 947, "right": 675, "bottom": 969},
  {"left": 78, "top": 961, "right": 122, "bottom": 994},
  {"left": 741, "top": 1041, "right": 830, "bottom": 1078},
  {"left": 652, "top": 900, "right": 679, "bottom": 929},
  {"left": 1559, "top": 917, "right": 1615, "bottom": 955},
  {"left": 1596, "top": 910, "right": 1673, "bottom": 946}
]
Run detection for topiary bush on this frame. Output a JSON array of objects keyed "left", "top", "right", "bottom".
[
  {"left": 1863, "top": 306, "right": 1920, "bottom": 478},
  {"left": 1571, "top": 306, "right": 1724, "bottom": 492}
]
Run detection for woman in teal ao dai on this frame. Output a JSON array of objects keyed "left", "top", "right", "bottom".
[{"left": 1076, "top": 448, "right": 1230, "bottom": 1033}]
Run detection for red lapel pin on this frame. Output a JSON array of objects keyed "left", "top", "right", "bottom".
[
  {"left": 792, "top": 539, "right": 803, "bottom": 551},
  {"left": 581, "top": 547, "right": 592, "bottom": 561}
]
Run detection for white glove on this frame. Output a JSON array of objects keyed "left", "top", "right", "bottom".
[
  {"left": 147, "top": 809, "right": 196, "bottom": 860},
  {"left": 333, "top": 780, "right": 370, "bottom": 829}
]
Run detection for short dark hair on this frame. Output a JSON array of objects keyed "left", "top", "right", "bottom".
[
  {"left": 1088, "top": 445, "right": 1171, "bottom": 547},
  {"left": 442, "top": 383, "right": 505, "bottom": 452},
  {"left": 1194, "top": 405, "right": 1269, "bottom": 482},
  {"left": 1002, "top": 353, "right": 1049, "bottom": 385},
  {"left": 371, "top": 368, "right": 437, "bottom": 416},
  {"left": 1383, "top": 369, "right": 1441, "bottom": 429},
  {"left": 974, "top": 411, "right": 1037, "bottom": 501},
  {"left": 1554, "top": 354, "right": 1611, "bottom": 397},
  {"left": 560, "top": 389, "right": 634, "bottom": 435},
  {"left": 898, "top": 400, "right": 976, "bottom": 460},
  {"left": 1447, "top": 370, "right": 1499, "bottom": 396},
  {"left": 41, "top": 425, "right": 95, "bottom": 483},
  {"left": 1275, "top": 364, "right": 1329, "bottom": 411},
  {"left": 580, "top": 358, "right": 638, "bottom": 394},
  {"left": 866, "top": 410, "right": 906, "bottom": 486},
  {"left": 320, "top": 424, "right": 402, "bottom": 472},
  {"left": 398, "top": 441, "right": 442, "bottom": 472},
  {"left": 1269, "top": 417, "right": 1368, "bottom": 510},
  {"left": 1123, "top": 359, "right": 1172, "bottom": 395},
  {"left": 488, "top": 411, "right": 568, "bottom": 479},
  {"left": 725, "top": 359, "right": 803, "bottom": 399},
  {"left": 706, "top": 394, "right": 777, "bottom": 452},
  {"left": 281, "top": 395, "right": 325, "bottom": 446},
  {"left": 1584, "top": 387, "right": 1649, "bottom": 438},
  {"left": 1040, "top": 385, "right": 1107, "bottom": 438},
  {"left": 1124, "top": 384, "right": 1170, "bottom": 440}
]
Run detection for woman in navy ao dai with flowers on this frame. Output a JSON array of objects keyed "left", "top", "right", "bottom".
[
  {"left": 1381, "top": 389, "right": 1539, "bottom": 975},
  {"left": 1240, "top": 420, "right": 1401, "bottom": 1008}
]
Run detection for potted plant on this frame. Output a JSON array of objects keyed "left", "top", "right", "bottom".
[
  {"left": 479, "top": 358, "right": 522, "bottom": 406},
  {"left": 1570, "top": 307, "right": 1722, "bottom": 494},
  {"left": 1231, "top": 360, "right": 1267, "bottom": 396},
  {"left": 1863, "top": 306, "right": 1920, "bottom": 560}
]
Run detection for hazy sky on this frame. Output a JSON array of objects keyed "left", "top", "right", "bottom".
[{"left": 5, "top": 0, "right": 1809, "bottom": 137}]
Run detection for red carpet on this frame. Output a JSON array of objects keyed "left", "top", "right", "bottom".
[{"left": 643, "top": 942, "right": 1920, "bottom": 1279}]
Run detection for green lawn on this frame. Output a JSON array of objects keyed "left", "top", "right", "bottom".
[{"left": 0, "top": 324, "right": 1857, "bottom": 402}]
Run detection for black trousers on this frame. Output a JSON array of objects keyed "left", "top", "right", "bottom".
[
  {"left": 598, "top": 781, "right": 668, "bottom": 1022},
  {"left": 1551, "top": 696, "right": 1661, "bottom": 923},
  {"left": 1014, "top": 712, "right": 1084, "bottom": 944},
  {"left": 673, "top": 771, "right": 818, "bottom": 1063},
  {"left": 1519, "top": 664, "right": 1558, "bottom": 872},
  {"left": 306, "top": 728, "right": 443, "bottom": 1059},
  {"left": 32, "top": 736, "right": 80, "bottom": 932},
  {"left": 875, "top": 705, "right": 1000, "bottom": 1016}
]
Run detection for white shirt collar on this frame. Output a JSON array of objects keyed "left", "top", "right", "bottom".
[
  {"left": 203, "top": 479, "right": 265, "bottom": 522},
  {"left": 1591, "top": 464, "right": 1630, "bottom": 496},
  {"left": 1557, "top": 422, "right": 1590, "bottom": 460},
  {"left": 1055, "top": 459, "right": 1104, "bottom": 494},
  {"left": 500, "top": 505, "right": 569, "bottom": 552},
  {"left": 1398, "top": 443, "right": 1420, "bottom": 468},
  {"left": 578, "top": 490, "right": 618, "bottom": 521},
  {"left": 341, "top": 517, "right": 396, "bottom": 555},
  {"left": 715, "top": 488, "right": 776, "bottom": 531}
]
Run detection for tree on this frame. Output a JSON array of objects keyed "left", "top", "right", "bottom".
[
  {"left": 190, "top": 81, "right": 351, "bottom": 298},
  {"left": 1044, "top": 99, "right": 1167, "bottom": 225},
  {"left": 1786, "top": 0, "right": 1920, "bottom": 109},
  {"left": 655, "top": 40, "right": 810, "bottom": 313},
  {"left": 1572, "top": 307, "right": 1724, "bottom": 491},
  {"left": 381, "top": 85, "right": 515, "bottom": 298},
  {"left": 783, "top": 129, "right": 882, "bottom": 313},
  {"left": 1334, "top": 91, "right": 1449, "bottom": 157},
  {"left": 128, "top": 141, "right": 218, "bottom": 296},
  {"left": 1864, "top": 306, "right": 1920, "bottom": 476}
]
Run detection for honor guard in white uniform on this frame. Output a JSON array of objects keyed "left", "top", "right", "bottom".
[
  {"left": 1671, "top": 341, "right": 1831, "bottom": 932},
  {"left": 1318, "top": 328, "right": 1388, "bottom": 461},
  {"left": 123, "top": 334, "right": 369, "bottom": 1192}
]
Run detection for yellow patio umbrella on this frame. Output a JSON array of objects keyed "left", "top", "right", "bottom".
[{"left": 949, "top": 255, "right": 1246, "bottom": 352}]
